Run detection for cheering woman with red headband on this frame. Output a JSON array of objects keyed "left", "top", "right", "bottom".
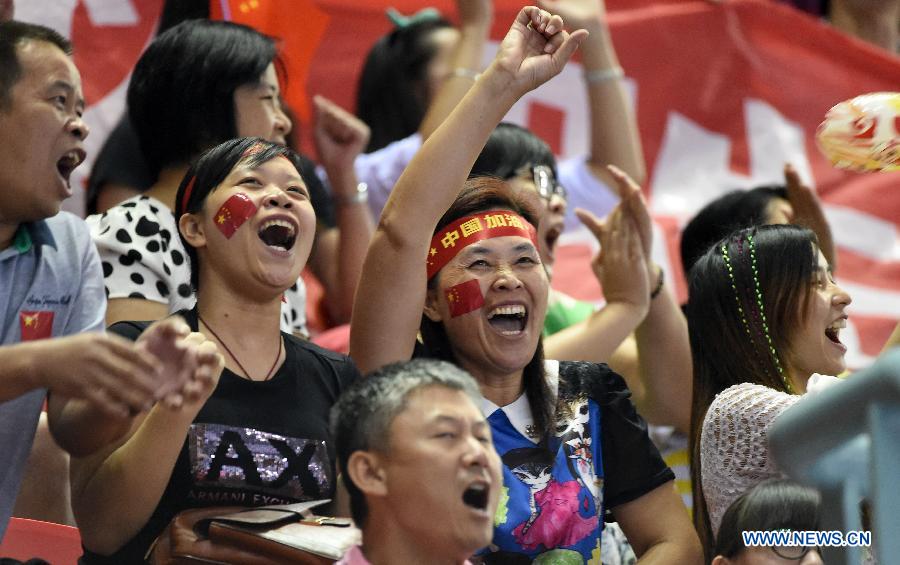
[{"left": 350, "top": 6, "right": 701, "bottom": 562}]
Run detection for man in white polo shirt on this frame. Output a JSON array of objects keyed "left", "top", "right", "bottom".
[{"left": 0, "top": 21, "right": 218, "bottom": 541}]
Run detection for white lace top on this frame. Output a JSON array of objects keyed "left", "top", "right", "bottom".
[{"left": 700, "top": 376, "right": 841, "bottom": 537}]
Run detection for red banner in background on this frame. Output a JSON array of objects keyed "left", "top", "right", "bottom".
[
  {"left": 298, "top": 0, "right": 900, "bottom": 364},
  {"left": 211, "top": 0, "right": 330, "bottom": 123},
  {"left": 25, "top": 0, "right": 900, "bottom": 364},
  {"left": 70, "top": 0, "right": 161, "bottom": 106}
]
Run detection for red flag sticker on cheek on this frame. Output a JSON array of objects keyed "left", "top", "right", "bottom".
[
  {"left": 214, "top": 193, "right": 257, "bottom": 239},
  {"left": 19, "top": 311, "right": 54, "bottom": 341},
  {"left": 445, "top": 279, "right": 485, "bottom": 318}
]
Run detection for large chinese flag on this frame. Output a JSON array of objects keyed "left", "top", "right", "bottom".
[{"left": 210, "top": 0, "right": 331, "bottom": 124}]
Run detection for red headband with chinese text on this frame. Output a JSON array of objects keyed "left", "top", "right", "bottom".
[{"left": 426, "top": 210, "right": 538, "bottom": 279}]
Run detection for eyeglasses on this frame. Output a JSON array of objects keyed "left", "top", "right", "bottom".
[
  {"left": 770, "top": 545, "right": 818, "bottom": 560},
  {"left": 513, "top": 164, "right": 566, "bottom": 203}
]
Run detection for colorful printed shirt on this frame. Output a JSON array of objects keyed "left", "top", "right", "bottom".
[{"left": 478, "top": 361, "right": 673, "bottom": 563}]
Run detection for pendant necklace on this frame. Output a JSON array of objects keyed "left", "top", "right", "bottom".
[{"left": 198, "top": 312, "right": 282, "bottom": 381}]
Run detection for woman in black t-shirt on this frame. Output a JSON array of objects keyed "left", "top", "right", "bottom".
[{"left": 72, "top": 138, "right": 360, "bottom": 563}]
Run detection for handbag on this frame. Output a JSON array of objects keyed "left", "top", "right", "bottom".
[{"left": 148, "top": 499, "right": 361, "bottom": 565}]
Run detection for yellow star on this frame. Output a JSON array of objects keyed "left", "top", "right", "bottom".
[
  {"left": 217, "top": 214, "right": 226, "bottom": 224},
  {"left": 429, "top": 247, "right": 437, "bottom": 257},
  {"left": 23, "top": 316, "right": 34, "bottom": 327}
]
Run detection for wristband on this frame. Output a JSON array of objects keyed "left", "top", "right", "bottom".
[
  {"left": 584, "top": 66, "right": 624, "bottom": 84},
  {"left": 450, "top": 67, "right": 480, "bottom": 81},
  {"left": 336, "top": 182, "right": 369, "bottom": 206}
]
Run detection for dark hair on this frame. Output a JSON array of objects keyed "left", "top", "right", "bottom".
[
  {"left": 470, "top": 122, "right": 558, "bottom": 181},
  {"left": 355, "top": 16, "right": 452, "bottom": 153},
  {"left": 687, "top": 224, "right": 818, "bottom": 557},
  {"left": 330, "top": 359, "right": 481, "bottom": 526},
  {"left": 174, "top": 137, "right": 303, "bottom": 291},
  {"left": 128, "top": 19, "right": 279, "bottom": 179},
  {"left": 0, "top": 21, "right": 71, "bottom": 109},
  {"left": 420, "top": 177, "right": 555, "bottom": 441},
  {"left": 714, "top": 479, "right": 821, "bottom": 558},
  {"left": 680, "top": 185, "right": 788, "bottom": 278}
]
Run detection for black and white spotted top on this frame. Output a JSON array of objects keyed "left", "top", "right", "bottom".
[{"left": 87, "top": 195, "right": 308, "bottom": 336}]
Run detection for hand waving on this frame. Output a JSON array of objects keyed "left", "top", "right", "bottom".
[
  {"left": 490, "top": 6, "right": 588, "bottom": 95},
  {"left": 313, "top": 95, "right": 371, "bottom": 173},
  {"left": 575, "top": 201, "right": 649, "bottom": 311},
  {"left": 784, "top": 163, "right": 837, "bottom": 269},
  {"left": 607, "top": 165, "right": 655, "bottom": 274}
]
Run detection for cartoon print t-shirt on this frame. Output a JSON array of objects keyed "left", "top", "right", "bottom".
[
  {"left": 79, "top": 311, "right": 359, "bottom": 565},
  {"left": 478, "top": 361, "right": 673, "bottom": 563}
]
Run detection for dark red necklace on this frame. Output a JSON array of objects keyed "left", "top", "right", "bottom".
[{"left": 198, "top": 313, "right": 282, "bottom": 381}]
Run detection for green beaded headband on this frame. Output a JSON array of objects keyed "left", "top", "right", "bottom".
[{"left": 721, "top": 232, "right": 794, "bottom": 394}]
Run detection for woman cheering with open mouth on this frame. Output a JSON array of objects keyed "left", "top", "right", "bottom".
[{"left": 350, "top": 6, "right": 701, "bottom": 563}]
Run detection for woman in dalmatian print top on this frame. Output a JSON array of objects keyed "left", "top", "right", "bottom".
[{"left": 87, "top": 19, "right": 373, "bottom": 335}]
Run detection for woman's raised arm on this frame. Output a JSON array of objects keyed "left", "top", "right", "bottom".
[{"left": 350, "top": 7, "right": 587, "bottom": 374}]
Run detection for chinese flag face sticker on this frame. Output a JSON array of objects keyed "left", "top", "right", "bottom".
[
  {"left": 214, "top": 193, "right": 257, "bottom": 239},
  {"left": 19, "top": 311, "right": 54, "bottom": 341},
  {"left": 445, "top": 279, "right": 485, "bottom": 318}
]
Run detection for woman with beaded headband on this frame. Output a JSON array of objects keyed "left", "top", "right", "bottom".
[
  {"left": 350, "top": 6, "right": 701, "bottom": 562},
  {"left": 687, "top": 224, "right": 852, "bottom": 560},
  {"left": 71, "top": 138, "right": 360, "bottom": 563}
]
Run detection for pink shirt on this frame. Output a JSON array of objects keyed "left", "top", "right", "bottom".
[{"left": 336, "top": 545, "right": 474, "bottom": 565}]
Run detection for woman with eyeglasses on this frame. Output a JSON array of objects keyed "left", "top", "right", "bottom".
[
  {"left": 469, "top": 98, "right": 692, "bottom": 565},
  {"left": 712, "top": 479, "right": 824, "bottom": 564},
  {"left": 353, "top": 0, "right": 646, "bottom": 233},
  {"left": 470, "top": 122, "right": 693, "bottom": 435}
]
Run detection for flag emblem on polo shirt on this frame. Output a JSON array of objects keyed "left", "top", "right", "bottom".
[
  {"left": 215, "top": 193, "right": 257, "bottom": 239},
  {"left": 445, "top": 279, "right": 484, "bottom": 318},
  {"left": 19, "top": 311, "right": 53, "bottom": 341}
]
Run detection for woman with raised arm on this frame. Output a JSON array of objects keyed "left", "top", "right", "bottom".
[
  {"left": 350, "top": 7, "right": 701, "bottom": 562},
  {"left": 72, "top": 138, "right": 360, "bottom": 563}
]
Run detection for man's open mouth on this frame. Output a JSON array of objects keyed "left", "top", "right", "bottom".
[
  {"left": 56, "top": 149, "right": 85, "bottom": 183},
  {"left": 462, "top": 481, "right": 490, "bottom": 511}
]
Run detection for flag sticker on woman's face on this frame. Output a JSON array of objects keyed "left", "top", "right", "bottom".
[
  {"left": 445, "top": 279, "right": 484, "bottom": 317},
  {"left": 215, "top": 193, "right": 257, "bottom": 238}
]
